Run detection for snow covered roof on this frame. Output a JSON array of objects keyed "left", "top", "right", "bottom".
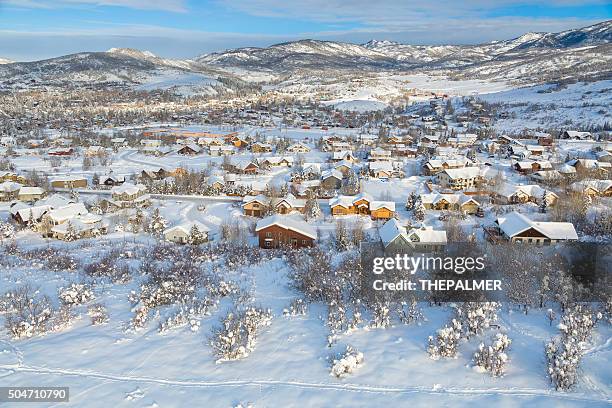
[
  {"left": 379, "top": 218, "right": 409, "bottom": 247},
  {"left": 570, "top": 179, "right": 612, "bottom": 194},
  {"left": 0, "top": 181, "right": 22, "bottom": 192},
  {"left": 255, "top": 214, "right": 316, "bottom": 239},
  {"left": 111, "top": 182, "right": 146, "bottom": 195},
  {"left": 407, "top": 226, "right": 447, "bottom": 244},
  {"left": 496, "top": 211, "right": 577, "bottom": 240},
  {"left": 16, "top": 205, "right": 51, "bottom": 221},
  {"left": 440, "top": 167, "right": 481, "bottom": 180},
  {"left": 242, "top": 194, "right": 268, "bottom": 205},
  {"left": 18, "top": 186, "right": 45, "bottom": 196},
  {"left": 48, "top": 203, "right": 88, "bottom": 223},
  {"left": 370, "top": 201, "right": 395, "bottom": 211},
  {"left": 420, "top": 193, "right": 479, "bottom": 206},
  {"left": 321, "top": 169, "right": 343, "bottom": 180},
  {"left": 369, "top": 161, "right": 393, "bottom": 172},
  {"left": 163, "top": 220, "right": 210, "bottom": 236}
]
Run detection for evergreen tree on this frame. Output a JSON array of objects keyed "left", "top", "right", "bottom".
[
  {"left": 304, "top": 194, "right": 322, "bottom": 220},
  {"left": 414, "top": 201, "right": 426, "bottom": 221},
  {"left": 405, "top": 192, "right": 418, "bottom": 210},
  {"left": 187, "top": 224, "right": 206, "bottom": 245},
  {"left": 540, "top": 192, "right": 548, "bottom": 213},
  {"left": 147, "top": 208, "right": 167, "bottom": 237},
  {"left": 64, "top": 221, "right": 79, "bottom": 241}
]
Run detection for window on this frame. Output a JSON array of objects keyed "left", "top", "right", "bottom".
[
  {"left": 265, "top": 232, "right": 272, "bottom": 238},
  {"left": 302, "top": 240, "right": 307, "bottom": 245}
]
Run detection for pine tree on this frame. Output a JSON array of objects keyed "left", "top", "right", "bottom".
[
  {"left": 187, "top": 224, "right": 206, "bottom": 245},
  {"left": 147, "top": 208, "right": 167, "bottom": 237},
  {"left": 540, "top": 191, "right": 548, "bottom": 213},
  {"left": 405, "top": 192, "right": 418, "bottom": 210},
  {"left": 304, "top": 194, "right": 321, "bottom": 220},
  {"left": 64, "top": 221, "right": 78, "bottom": 241},
  {"left": 414, "top": 200, "right": 425, "bottom": 221}
]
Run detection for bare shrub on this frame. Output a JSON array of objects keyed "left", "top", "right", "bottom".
[
  {"left": 3, "top": 285, "right": 53, "bottom": 339},
  {"left": 88, "top": 303, "right": 109, "bottom": 325},
  {"left": 58, "top": 283, "right": 94, "bottom": 306},
  {"left": 210, "top": 306, "right": 272, "bottom": 362}
]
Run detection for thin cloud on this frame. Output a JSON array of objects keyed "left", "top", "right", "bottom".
[{"left": 1, "top": 0, "right": 188, "bottom": 12}]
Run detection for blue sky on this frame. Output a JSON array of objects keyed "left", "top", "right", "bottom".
[{"left": 0, "top": 0, "right": 610, "bottom": 61}]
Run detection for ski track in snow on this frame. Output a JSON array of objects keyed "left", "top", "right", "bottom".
[{"left": 1, "top": 364, "right": 610, "bottom": 403}]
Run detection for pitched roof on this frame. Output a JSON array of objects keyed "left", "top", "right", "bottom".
[
  {"left": 497, "top": 211, "right": 577, "bottom": 240},
  {"left": 379, "top": 218, "right": 409, "bottom": 247},
  {"left": 163, "top": 220, "right": 210, "bottom": 236},
  {"left": 255, "top": 214, "right": 316, "bottom": 239}
]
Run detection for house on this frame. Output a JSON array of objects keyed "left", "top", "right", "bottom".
[
  {"left": 163, "top": 221, "right": 210, "bottom": 244},
  {"left": 492, "top": 183, "right": 558, "bottom": 205},
  {"left": 379, "top": 218, "right": 413, "bottom": 252},
  {"left": 243, "top": 195, "right": 269, "bottom": 217},
  {"left": 370, "top": 201, "right": 396, "bottom": 220},
  {"left": 259, "top": 156, "right": 293, "bottom": 167},
  {"left": 570, "top": 180, "right": 612, "bottom": 196},
  {"left": 330, "top": 141, "right": 352, "bottom": 152},
  {"left": 13, "top": 204, "right": 52, "bottom": 224},
  {"left": 209, "top": 145, "right": 236, "bottom": 156},
  {"left": 18, "top": 186, "right": 46, "bottom": 202},
  {"left": 231, "top": 159, "right": 259, "bottom": 174},
  {"left": 406, "top": 225, "right": 447, "bottom": 252},
  {"left": 230, "top": 135, "right": 249, "bottom": 148},
  {"left": 45, "top": 203, "right": 89, "bottom": 226},
  {"left": 140, "top": 167, "right": 168, "bottom": 181},
  {"left": 48, "top": 147, "right": 73, "bottom": 156},
  {"left": 107, "top": 183, "right": 150, "bottom": 208},
  {"left": 437, "top": 167, "right": 482, "bottom": 190},
  {"left": 141, "top": 139, "right": 162, "bottom": 148},
  {"left": 177, "top": 144, "right": 201, "bottom": 155},
  {"left": 207, "top": 176, "right": 225, "bottom": 190},
  {"left": 332, "top": 151, "right": 357, "bottom": 163},
  {"left": 85, "top": 146, "right": 105, "bottom": 157},
  {"left": 514, "top": 161, "right": 553, "bottom": 174},
  {"left": 0, "top": 181, "right": 22, "bottom": 201},
  {"left": 423, "top": 158, "right": 472, "bottom": 176},
  {"left": 273, "top": 194, "right": 306, "bottom": 215},
  {"left": 560, "top": 130, "right": 592, "bottom": 140},
  {"left": 529, "top": 170, "right": 564, "bottom": 185},
  {"left": 420, "top": 193, "right": 480, "bottom": 214},
  {"left": 51, "top": 215, "right": 106, "bottom": 240},
  {"left": 368, "top": 161, "right": 394, "bottom": 180},
  {"left": 287, "top": 142, "right": 311, "bottom": 153},
  {"left": 0, "top": 171, "right": 26, "bottom": 184},
  {"left": 50, "top": 177, "right": 88, "bottom": 189},
  {"left": 446, "top": 133, "right": 477, "bottom": 148},
  {"left": 495, "top": 211, "right": 577, "bottom": 244},
  {"left": 368, "top": 148, "right": 392, "bottom": 161},
  {"left": 251, "top": 142, "right": 272, "bottom": 153},
  {"left": 100, "top": 174, "right": 126, "bottom": 186},
  {"left": 329, "top": 193, "right": 372, "bottom": 216},
  {"left": 334, "top": 161, "right": 355, "bottom": 176},
  {"left": 255, "top": 214, "right": 316, "bottom": 249},
  {"left": 321, "top": 169, "right": 343, "bottom": 190}
]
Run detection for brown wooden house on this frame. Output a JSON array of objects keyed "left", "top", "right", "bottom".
[{"left": 255, "top": 215, "right": 316, "bottom": 249}]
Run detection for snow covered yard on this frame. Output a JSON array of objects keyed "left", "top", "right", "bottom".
[{"left": 0, "top": 238, "right": 610, "bottom": 407}]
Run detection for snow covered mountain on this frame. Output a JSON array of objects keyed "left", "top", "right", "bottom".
[
  {"left": 0, "top": 58, "right": 13, "bottom": 65},
  {"left": 0, "top": 48, "right": 240, "bottom": 94},
  {"left": 198, "top": 20, "right": 611, "bottom": 83},
  {"left": 196, "top": 39, "right": 402, "bottom": 73},
  {"left": 1, "top": 20, "right": 610, "bottom": 91}
]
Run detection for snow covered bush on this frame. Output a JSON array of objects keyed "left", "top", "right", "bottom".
[
  {"left": 473, "top": 333, "right": 512, "bottom": 377},
  {"left": 84, "top": 251, "right": 131, "bottom": 283},
  {"left": 58, "top": 283, "right": 94, "bottom": 306},
  {"left": 130, "top": 305, "right": 149, "bottom": 330},
  {"left": 158, "top": 298, "right": 217, "bottom": 334},
  {"left": 210, "top": 306, "right": 272, "bottom": 362},
  {"left": 427, "top": 318, "right": 462, "bottom": 360},
  {"left": 0, "top": 221, "right": 15, "bottom": 240},
  {"left": 51, "top": 304, "right": 77, "bottom": 332},
  {"left": 330, "top": 346, "right": 364, "bottom": 378},
  {"left": 397, "top": 299, "right": 425, "bottom": 325},
  {"left": 458, "top": 302, "right": 500, "bottom": 338},
  {"left": 88, "top": 303, "right": 109, "bottom": 325},
  {"left": 370, "top": 300, "right": 391, "bottom": 329},
  {"left": 283, "top": 298, "right": 307, "bottom": 317},
  {"left": 3, "top": 285, "right": 53, "bottom": 339},
  {"left": 546, "top": 305, "right": 597, "bottom": 391}
]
